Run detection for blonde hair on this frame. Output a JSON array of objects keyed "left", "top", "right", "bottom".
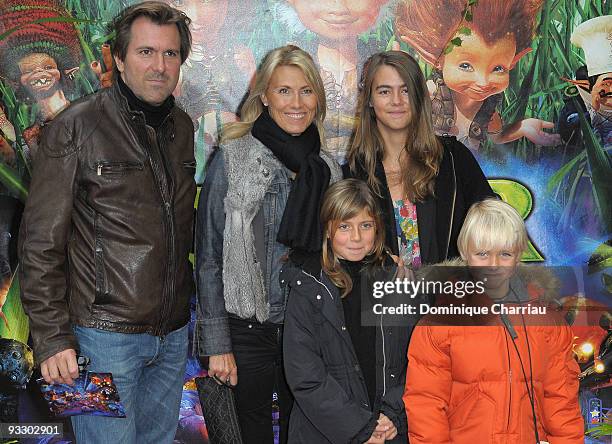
[
  {"left": 457, "top": 199, "right": 528, "bottom": 258},
  {"left": 347, "top": 51, "right": 443, "bottom": 202},
  {"left": 321, "top": 179, "right": 386, "bottom": 297},
  {"left": 221, "top": 45, "right": 326, "bottom": 141}
]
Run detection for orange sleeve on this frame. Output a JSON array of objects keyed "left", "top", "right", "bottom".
[
  {"left": 404, "top": 325, "right": 452, "bottom": 444},
  {"left": 541, "top": 324, "right": 585, "bottom": 444}
]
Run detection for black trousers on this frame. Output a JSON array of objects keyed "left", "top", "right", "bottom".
[{"left": 229, "top": 317, "right": 293, "bottom": 444}]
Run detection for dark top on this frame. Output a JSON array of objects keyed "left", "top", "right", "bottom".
[
  {"left": 340, "top": 259, "right": 377, "bottom": 406},
  {"left": 345, "top": 135, "right": 495, "bottom": 263},
  {"left": 117, "top": 75, "right": 174, "bottom": 128}
]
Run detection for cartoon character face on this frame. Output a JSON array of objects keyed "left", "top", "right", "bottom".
[
  {"left": 261, "top": 65, "right": 318, "bottom": 136},
  {"left": 287, "top": 0, "right": 386, "bottom": 40},
  {"left": 441, "top": 31, "right": 516, "bottom": 102},
  {"left": 330, "top": 208, "right": 377, "bottom": 261},
  {"left": 169, "top": 0, "right": 229, "bottom": 43},
  {"left": 18, "top": 53, "right": 61, "bottom": 100},
  {"left": 114, "top": 16, "right": 182, "bottom": 106},
  {"left": 370, "top": 64, "right": 412, "bottom": 135},
  {"left": 592, "top": 73, "right": 612, "bottom": 111}
]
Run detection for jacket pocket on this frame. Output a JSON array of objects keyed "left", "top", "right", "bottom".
[
  {"left": 448, "top": 384, "right": 479, "bottom": 424},
  {"left": 92, "top": 160, "right": 144, "bottom": 176},
  {"left": 449, "top": 387, "right": 496, "bottom": 438},
  {"left": 328, "top": 364, "right": 352, "bottom": 396}
]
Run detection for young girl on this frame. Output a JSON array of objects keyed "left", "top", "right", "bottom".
[
  {"left": 395, "top": 0, "right": 561, "bottom": 151},
  {"left": 404, "top": 199, "right": 583, "bottom": 443},
  {"left": 283, "top": 179, "right": 410, "bottom": 444},
  {"left": 346, "top": 50, "right": 494, "bottom": 268}
]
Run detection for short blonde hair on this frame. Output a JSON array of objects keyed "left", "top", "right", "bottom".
[
  {"left": 457, "top": 199, "right": 528, "bottom": 258},
  {"left": 222, "top": 45, "right": 326, "bottom": 141}
]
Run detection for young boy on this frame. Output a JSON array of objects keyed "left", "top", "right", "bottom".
[{"left": 403, "top": 199, "right": 583, "bottom": 443}]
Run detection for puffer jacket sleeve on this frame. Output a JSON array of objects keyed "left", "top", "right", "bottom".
[
  {"left": 283, "top": 273, "right": 376, "bottom": 443},
  {"left": 540, "top": 323, "right": 584, "bottom": 443},
  {"left": 194, "top": 148, "right": 231, "bottom": 356},
  {"left": 404, "top": 324, "right": 452, "bottom": 444},
  {"left": 18, "top": 118, "right": 80, "bottom": 364}
]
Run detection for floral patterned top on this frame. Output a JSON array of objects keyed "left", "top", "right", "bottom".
[{"left": 393, "top": 199, "right": 421, "bottom": 269}]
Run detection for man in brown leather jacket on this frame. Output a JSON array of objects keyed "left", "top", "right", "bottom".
[{"left": 18, "top": 3, "right": 195, "bottom": 442}]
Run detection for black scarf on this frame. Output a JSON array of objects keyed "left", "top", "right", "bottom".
[
  {"left": 118, "top": 75, "right": 174, "bottom": 128},
  {"left": 251, "top": 109, "right": 331, "bottom": 252}
]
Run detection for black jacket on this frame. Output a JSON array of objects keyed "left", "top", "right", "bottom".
[
  {"left": 282, "top": 254, "right": 411, "bottom": 444},
  {"left": 18, "top": 82, "right": 196, "bottom": 363},
  {"left": 345, "top": 136, "right": 494, "bottom": 263}
]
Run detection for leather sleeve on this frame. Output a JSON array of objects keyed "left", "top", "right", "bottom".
[{"left": 18, "top": 118, "right": 80, "bottom": 364}]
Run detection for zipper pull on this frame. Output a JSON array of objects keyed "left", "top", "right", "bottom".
[{"left": 97, "top": 163, "right": 103, "bottom": 176}]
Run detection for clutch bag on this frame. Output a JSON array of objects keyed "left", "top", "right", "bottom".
[{"left": 195, "top": 376, "right": 243, "bottom": 444}]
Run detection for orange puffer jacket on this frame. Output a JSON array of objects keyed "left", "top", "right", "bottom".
[{"left": 403, "top": 266, "right": 584, "bottom": 444}]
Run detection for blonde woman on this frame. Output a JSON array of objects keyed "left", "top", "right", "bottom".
[{"left": 195, "top": 45, "right": 341, "bottom": 443}]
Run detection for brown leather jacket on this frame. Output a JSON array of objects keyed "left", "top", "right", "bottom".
[{"left": 19, "top": 82, "right": 196, "bottom": 364}]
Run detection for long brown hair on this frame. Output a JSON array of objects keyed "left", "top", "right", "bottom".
[
  {"left": 221, "top": 45, "right": 326, "bottom": 142},
  {"left": 347, "top": 51, "right": 442, "bottom": 202},
  {"left": 321, "top": 179, "right": 385, "bottom": 297}
]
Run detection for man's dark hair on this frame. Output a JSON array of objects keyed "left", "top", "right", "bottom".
[{"left": 110, "top": 1, "right": 192, "bottom": 64}]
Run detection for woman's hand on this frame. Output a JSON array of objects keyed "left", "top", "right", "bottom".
[{"left": 208, "top": 353, "right": 238, "bottom": 386}]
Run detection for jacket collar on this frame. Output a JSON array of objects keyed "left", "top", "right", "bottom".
[
  {"left": 108, "top": 80, "right": 175, "bottom": 128},
  {"left": 300, "top": 268, "right": 360, "bottom": 354}
]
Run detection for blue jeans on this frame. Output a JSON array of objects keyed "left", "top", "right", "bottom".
[{"left": 71, "top": 324, "right": 188, "bottom": 444}]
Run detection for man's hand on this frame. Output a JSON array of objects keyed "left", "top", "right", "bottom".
[
  {"left": 208, "top": 353, "right": 238, "bottom": 386},
  {"left": 41, "top": 349, "right": 78, "bottom": 385}
]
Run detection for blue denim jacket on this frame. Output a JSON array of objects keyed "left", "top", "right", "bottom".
[{"left": 195, "top": 138, "right": 292, "bottom": 356}]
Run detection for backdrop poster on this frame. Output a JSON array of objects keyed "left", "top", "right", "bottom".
[{"left": 0, "top": 1, "right": 610, "bottom": 442}]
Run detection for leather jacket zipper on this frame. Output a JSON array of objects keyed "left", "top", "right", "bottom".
[
  {"left": 155, "top": 124, "right": 177, "bottom": 335},
  {"left": 133, "top": 119, "right": 174, "bottom": 336},
  {"left": 96, "top": 161, "right": 143, "bottom": 176}
]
